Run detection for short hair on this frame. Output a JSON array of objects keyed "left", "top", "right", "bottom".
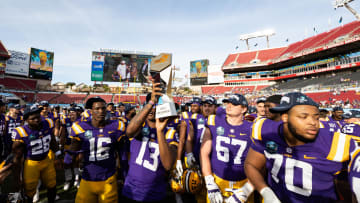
[{"left": 266, "top": 95, "right": 282, "bottom": 105}]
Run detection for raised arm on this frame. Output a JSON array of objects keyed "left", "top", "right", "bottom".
[
  {"left": 156, "top": 118, "right": 176, "bottom": 171},
  {"left": 126, "top": 81, "right": 163, "bottom": 138}
]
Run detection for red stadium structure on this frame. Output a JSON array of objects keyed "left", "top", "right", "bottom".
[{"left": 1, "top": 21, "right": 360, "bottom": 108}]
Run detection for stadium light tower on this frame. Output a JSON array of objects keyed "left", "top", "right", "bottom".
[
  {"left": 333, "top": 0, "right": 360, "bottom": 20},
  {"left": 239, "top": 29, "right": 276, "bottom": 50}
]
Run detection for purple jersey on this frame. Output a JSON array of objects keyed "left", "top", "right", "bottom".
[
  {"left": 60, "top": 117, "right": 75, "bottom": 145},
  {"left": 341, "top": 122, "right": 360, "bottom": 137},
  {"left": 0, "top": 114, "right": 6, "bottom": 159},
  {"left": 327, "top": 116, "right": 345, "bottom": 132},
  {"left": 207, "top": 114, "right": 252, "bottom": 181},
  {"left": 348, "top": 139, "right": 360, "bottom": 201},
  {"left": 70, "top": 120, "right": 125, "bottom": 181},
  {"left": 106, "top": 110, "right": 120, "bottom": 120},
  {"left": 5, "top": 115, "right": 22, "bottom": 147},
  {"left": 81, "top": 109, "right": 91, "bottom": 122},
  {"left": 189, "top": 113, "right": 206, "bottom": 162},
  {"left": 216, "top": 106, "right": 226, "bottom": 116},
  {"left": 12, "top": 118, "right": 54, "bottom": 161},
  {"left": 122, "top": 121, "right": 178, "bottom": 202},
  {"left": 251, "top": 118, "right": 352, "bottom": 203}
]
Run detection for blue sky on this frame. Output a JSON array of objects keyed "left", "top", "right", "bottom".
[{"left": 1, "top": 0, "right": 359, "bottom": 85}]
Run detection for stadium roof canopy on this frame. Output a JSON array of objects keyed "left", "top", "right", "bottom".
[
  {"left": 0, "top": 40, "right": 10, "bottom": 59},
  {"left": 222, "top": 20, "right": 360, "bottom": 72}
]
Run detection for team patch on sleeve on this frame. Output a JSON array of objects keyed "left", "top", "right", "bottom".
[
  {"left": 327, "top": 132, "right": 352, "bottom": 162},
  {"left": 251, "top": 118, "right": 267, "bottom": 141}
]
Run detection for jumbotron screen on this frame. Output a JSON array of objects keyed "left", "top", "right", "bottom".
[{"left": 91, "top": 51, "right": 154, "bottom": 83}]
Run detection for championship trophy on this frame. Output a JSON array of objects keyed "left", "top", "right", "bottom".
[{"left": 150, "top": 53, "right": 177, "bottom": 118}]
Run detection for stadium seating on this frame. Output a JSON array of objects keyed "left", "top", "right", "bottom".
[
  {"left": 209, "top": 86, "right": 233, "bottom": 95},
  {"left": 0, "top": 78, "right": 37, "bottom": 90},
  {"left": 88, "top": 94, "right": 113, "bottom": 103},
  {"left": 35, "top": 92, "right": 61, "bottom": 103},
  {"left": 257, "top": 48, "right": 286, "bottom": 62},
  {"left": 54, "top": 94, "right": 87, "bottom": 104},
  {"left": 306, "top": 90, "right": 360, "bottom": 103},
  {"left": 201, "top": 86, "right": 216, "bottom": 94},
  {"left": 278, "top": 20, "right": 360, "bottom": 58},
  {"left": 12, "top": 92, "right": 35, "bottom": 102}
]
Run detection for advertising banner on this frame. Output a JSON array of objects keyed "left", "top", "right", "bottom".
[
  {"left": 6, "top": 50, "right": 29, "bottom": 77},
  {"left": 190, "top": 59, "right": 209, "bottom": 85},
  {"left": 29, "top": 48, "right": 54, "bottom": 80}
]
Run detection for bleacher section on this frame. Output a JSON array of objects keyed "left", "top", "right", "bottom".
[
  {"left": 35, "top": 92, "right": 61, "bottom": 103},
  {"left": 88, "top": 94, "right": 113, "bottom": 103},
  {"left": 0, "top": 78, "right": 37, "bottom": 90},
  {"left": 306, "top": 90, "right": 360, "bottom": 103},
  {"left": 223, "top": 47, "right": 286, "bottom": 69},
  {"left": 277, "top": 20, "right": 360, "bottom": 60},
  {"left": 223, "top": 20, "right": 360, "bottom": 70},
  {"left": 267, "top": 70, "right": 360, "bottom": 91}
]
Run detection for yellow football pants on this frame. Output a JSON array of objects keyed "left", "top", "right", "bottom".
[
  {"left": 75, "top": 174, "right": 118, "bottom": 203},
  {"left": 206, "top": 174, "right": 254, "bottom": 203},
  {"left": 23, "top": 156, "right": 56, "bottom": 197}
]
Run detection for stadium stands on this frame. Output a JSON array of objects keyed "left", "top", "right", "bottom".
[
  {"left": 0, "top": 78, "right": 37, "bottom": 90},
  {"left": 306, "top": 90, "right": 360, "bottom": 103},
  {"left": 88, "top": 94, "right": 113, "bottom": 103},
  {"left": 35, "top": 92, "right": 61, "bottom": 103}
]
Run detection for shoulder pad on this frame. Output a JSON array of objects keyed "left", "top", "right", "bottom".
[
  {"left": 251, "top": 118, "right": 268, "bottom": 141},
  {"left": 207, "top": 115, "right": 216, "bottom": 126},
  {"left": 327, "top": 132, "right": 352, "bottom": 162},
  {"left": 45, "top": 118, "right": 54, "bottom": 128},
  {"left": 117, "top": 120, "right": 125, "bottom": 132},
  {"left": 71, "top": 122, "right": 85, "bottom": 135},
  {"left": 15, "top": 126, "right": 28, "bottom": 137},
  {"left": 182, "top": 112, "right": 189, "bottom": 119}
]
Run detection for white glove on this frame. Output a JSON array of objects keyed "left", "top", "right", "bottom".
[
  {"left": 225, "top": 182, "right": 254, "bottom": 203},
  {"left": 175, "top": 160, "right": 183, "bottom": 177},
  {"left": 260, "top": 187, "right": 281, "bottom": 203},
  {"left": 185, "top": 152, "right": 197, "bottom": 168},
  {"left": 205, "top": 175, "right": 223, "bottom": 203}
]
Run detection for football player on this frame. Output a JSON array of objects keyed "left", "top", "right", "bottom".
[
  {"left": 327, "top": 106, "right": 345, "bottom": 132},
  {"left": 39, "top": 101, "right": 60, "bottom": 137},
  {"left": 4, "top": 104, "right": 23, "bottom": 157},
  {"left": 245, "top": 92, "right": 353, "bottom": 203},
  {"left": 201, "top": 94, "right": 254, "bottom": 203},
  {"left": 12, "top": 105, "right": 61, "bottom": 203},
  {"left": 184, "top": 96, "right": 217, "bottom": 170},
  {"left": 348, "top": 139, "right": 360, "bottom": 202},
  {"left": 341, "top": 110, "right": 360, "bottom": 138},
  {"left": 60, "top": 107, "right": 81, "bottom": 190},
  {"left": 0, "top": 100, "right": 6, "bottom": 161},
  {"left": 69, "top": 97, "right": 126, "bottom": 203},
  {"left": 106, "top": 102, "right": 119, "bottom": 120},
  {"left": 264, "top": 95, "right": 282, "bottom": 121},
  {"left": 123, "top": 82, "right": 178, "bottom": 202},
  {"left": 176, "top": 97, "right": 205, "bottom": 177}
]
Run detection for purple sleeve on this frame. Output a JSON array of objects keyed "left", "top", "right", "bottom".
[{"left": 12, "top": 128, "right": 23, "bottom": 143}]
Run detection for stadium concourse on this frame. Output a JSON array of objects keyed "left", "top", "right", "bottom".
[{"left": 1, "top": 19, "right": 360, "bottom": 203}]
